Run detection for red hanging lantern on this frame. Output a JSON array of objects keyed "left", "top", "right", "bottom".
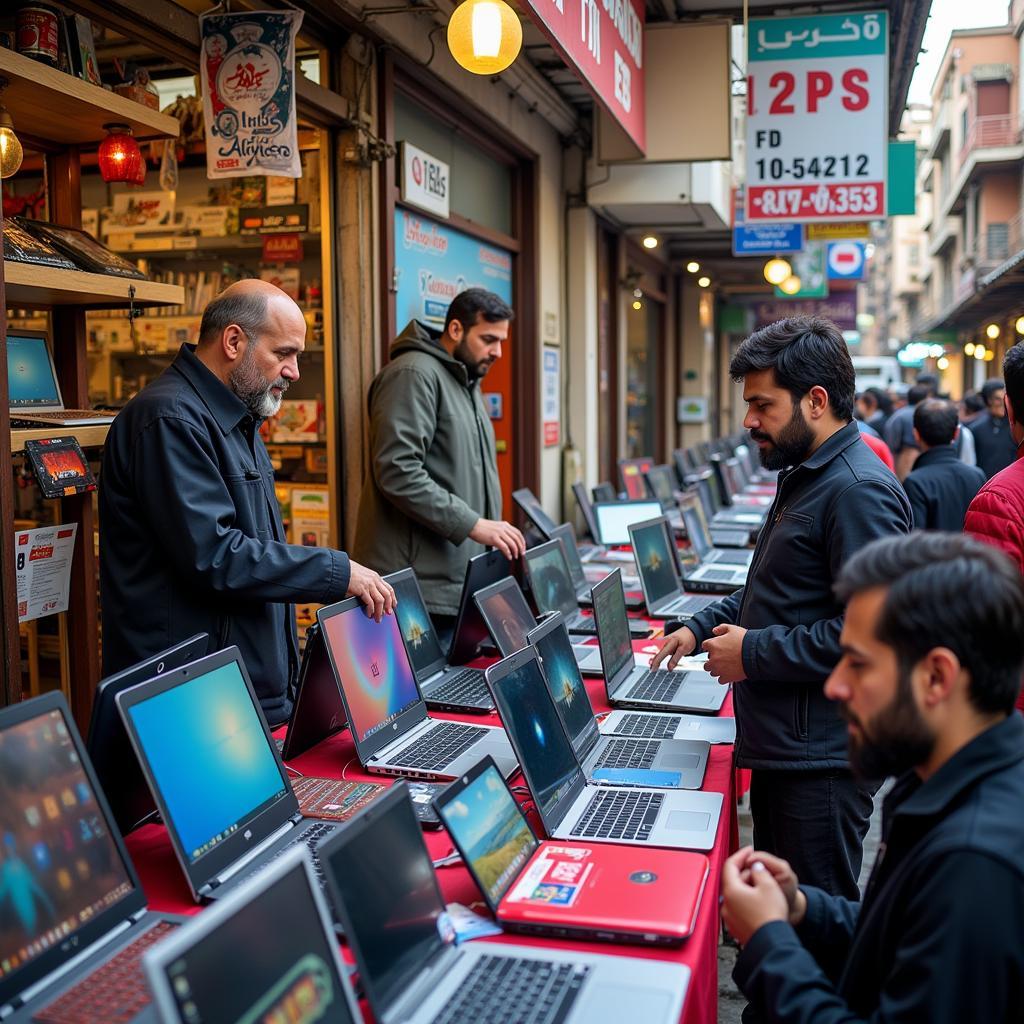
[{"left": 97, "top": 123, "right": 142, "bottom": 184}]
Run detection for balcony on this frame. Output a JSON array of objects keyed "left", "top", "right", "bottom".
[
  {"left": 967, "top": 213, "right": 1024, "bottom": 278},
  {"left": 958, "top": 114, "right": 1022, "bottom": 169},
  {"left": 927, "top": 99, "right": 951, "bottom": 159}
]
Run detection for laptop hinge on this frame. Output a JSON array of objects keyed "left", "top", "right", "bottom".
[
  {"left": 206, "top": 819, "right": 295, "bottom": 889},
  {"left": 370, "top": 717, "right": 434, "bottom": 761}
]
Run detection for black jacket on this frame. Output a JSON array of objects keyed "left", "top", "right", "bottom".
[
  {"left": 99, "top": 345, "right": 350, "bottom": 725},
  {"left": 973, "top": 410, "right": 1018, "bottom": 479},
  {"left": 686, "top": 422, "right": 911, "bottom": 769},
  {"left": 733, "top": 713, "right": 1024, "bottom": 1022},
  {"left": 903, "top": 445, "right": 987, "bottom": 530}
]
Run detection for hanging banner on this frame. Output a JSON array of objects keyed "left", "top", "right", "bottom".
[{"left": 199, "top": 10, "right": 303, "bottom": 179}]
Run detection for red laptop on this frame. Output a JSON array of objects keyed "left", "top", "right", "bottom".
[{"left": 433, "top": 756, "right": 710, "bottom": 947}]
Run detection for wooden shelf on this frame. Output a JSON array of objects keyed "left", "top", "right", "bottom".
[
  {"left": 11, "top": 423, "right": 111, "bottom": 455},
  {"left": 4, "top": 263, "right": 185, "bottom": 309},
  {"left": 117, "top": 233, "right": 323, "bottom": 258},
  {"left": 0, "top": 48, "right": 179, "bottom": 146}
]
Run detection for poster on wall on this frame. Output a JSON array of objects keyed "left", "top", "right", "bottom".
[
  {"left": 199, "top": 9, "right": 304, "bottom": 179},
  {"left": 15, "top": 524, "right": 78, "bottom": 624},
  {"left": 542, "top": 348, "right": 560, "bottom": 447},
  {"left": 394, "top": 208, "right": 513, "bottom": 327}
]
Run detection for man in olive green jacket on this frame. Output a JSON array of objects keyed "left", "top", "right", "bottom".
[{"left": 354, "top": 289, "right": 526, "bottom": 621}]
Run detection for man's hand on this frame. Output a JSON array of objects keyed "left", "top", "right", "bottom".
[
  {"left": 346, "top": 560, "right": 397, "bottom": 622},
  {"left": 702, "top": 623, "right": 748, "bottom": 683},
  {"left": 650, "top": 626, "right": 698, "bottom": 670},
  {"left": 721, "top": 846, "right": 792, "bottom": 945},
  {"left": 469, "top": 518, "right": 527, "bottom": 560},
  {"left": 730, "top": 847, "right": 806, "bottom": 926}
]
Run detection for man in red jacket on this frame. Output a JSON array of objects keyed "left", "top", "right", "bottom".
[{"left": 964, "top": 342, "right": 1024, "bottom": 710}]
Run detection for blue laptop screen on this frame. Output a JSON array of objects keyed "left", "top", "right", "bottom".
[
  {"left": 633, "top": 521, "right": 679, "bottom": 603},
  {"left": 391, "top": 575, "right": 445, "bottom": 676},
  {"left": 125, "top": 662, "right": 287, "bottom": 864},
  {"left": 7, "top": 334, "right": 60, "bottom": 409}
]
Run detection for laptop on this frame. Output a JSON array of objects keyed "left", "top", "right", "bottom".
[
  {"left": 7, "top": 330, "right": 116, "bottom": 426},
  {"left": 547, "top": 520, "right": 644, "bottom": 608},
  {"left": 144, "top": 847, "right": 363, "bottom": 1024},
  {"left": 523, "top": 539, "right": 650, "bottom": 639},
  {"left": 592, "top": 499, "right": 664, "bottom": 545},
  {"left": 617, "top": 458, "right": 652, "bottom": 499},
  {"left": 320, "top": 782, "right": 690, "bottom": 1024},
  {"left": 434, "top": 756, "right": 711, "bottom": 946},
  {"left": 571, "top": 482, "right": 606, "bottom": 553},
  {"left": 692, "top": 467, "right": 765, "bottom": 529},
  {"left": 486, "top": 647, "right": 723, "bottom": 850},
  {"left": 86, "top": 633, "right": 210, "bottom": 836},
  {"left": 281, "top": 623, "right": 348, "bottom": 761},
  {"left": 679, "top": 489, "right": 751, "bottom": 549},
  {"left": 116, "top": 647, "right": 345, "bottom": 903},
  {"left": 591, "top": 569, "right": 728, "bottom": 716},
  {"left": 0, "top": 692, "right": 183, "bottom": 1024},
  {"left": 387, "top": 568, "right": 494, "bottom": 713},
  {"left": 674, "top": 509, "right": 749, "bottom": 593},
  {"left": 528, "top": 614, "right": 710, "bottom": 790},
  {"left": 447, "top": 549, "right": 513, "bottom": 665},
  {"left": 474, "top": 575, "right": 602, "bottom": 674},
  {"left": 592, "top": 482, "right": 617, "bottom": 503},
  {"left": 644, "top": 464, "right": 681, "bottom": 506},
  {"left": 511, "top": 487, "right": 560, "bottom": 535},
  {"left": 317, "top": 597, "right": 517, "bottom": 781},
  {"left": 679, "top": 497, "right": 753, "bottom": 567}
]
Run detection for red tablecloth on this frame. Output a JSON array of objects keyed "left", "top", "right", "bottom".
[{"left": 126, "top": 640, "right": 738, "bottom": 1024}]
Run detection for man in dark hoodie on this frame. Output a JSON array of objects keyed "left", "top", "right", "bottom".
[{"left": 354, "top": 289, "right": 525, "bottom": 630}]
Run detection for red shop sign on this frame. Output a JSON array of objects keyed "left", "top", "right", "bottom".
[{"left": 262, "top": 233, "right": 304, "bottom": 263}]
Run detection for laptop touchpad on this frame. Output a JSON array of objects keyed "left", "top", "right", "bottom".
[
  {"left": 667, "top": 810, "right": 711, "bottom": 831},
  {"left": 579, "top": 984, "right": 673, "bottom": 1020},
  {"left": 659, "top": 752, "right": 701, "bottom": 770}
]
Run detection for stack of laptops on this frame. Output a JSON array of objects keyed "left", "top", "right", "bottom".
[
  {"left": 631, "top": 515, "right": 747, "bottom": 597},
  {"left": 435, "top": 756, "right": 711, "bottom": 946},
  {"left": 688, "top": 467, "right": 765, "bottom": 531},
  {"left": 678, "top": 491, "right": 751, "bottom": 549},
  {"left": 317, "top": 596, "right": 518, "bottom": 780},
  {"left": 387, "top": 567, "right": 494, "bottom": 712},
  {"left": 318, "top": 783, "right": 691, "bottom": 1024}
]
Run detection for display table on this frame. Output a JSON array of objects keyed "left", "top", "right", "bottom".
[{"left": 125, "top": 640, "right": 738, "bottom": 1024}]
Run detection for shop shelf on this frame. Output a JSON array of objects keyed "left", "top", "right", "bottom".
[
  {"left": 10, "top": 423, "right": 110, "bottom": 455},
  {"left": 4, "top": 262, "right": 185, "bottom": 309}
]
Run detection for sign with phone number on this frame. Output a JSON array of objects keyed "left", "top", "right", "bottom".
[{"left": 745, "top": 11, "right": 888, "bottom": 223}]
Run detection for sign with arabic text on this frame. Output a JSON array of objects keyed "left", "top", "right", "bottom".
[
  {"left": 746, "top": 11, "right": 888, "bottom": 223},
  {"left": 200, "top": 10, "right": 303, "bottom": 179},
  {"left": 732, "top": 186, "right": 803, "bottom": 256}
]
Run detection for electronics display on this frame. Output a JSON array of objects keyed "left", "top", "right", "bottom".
[
  {"left": 7, "top": 332, "right": 62, "bottom": 409},
  {"left": 523, "top": 543, "right": 577, "bottom": 616},
  {"left": 2, "top": 218, "right": 77, "bottom": 269},
  {"left": 531, "top": 619, "right": 595, "bottom": 744},
  {"left": 474, "top": 577, "right": 537, "bottom": 657},
  {"left": 18, "top": 218, "right": 146, "bottom": 279},
  {"left": 631, "top": 521, "right": 680, "bottom": 604},
  {"left": 24, "top": 437, "right": 97, "bottom": 498},
  {"left": 592, "top": 501, "right": 663, "bottom": 546},
  {"left": 391, "top": 572, "right": 446, "bottom": 677},
  {"left": 592, "top": 572, "right": 634, "bottom": 682}
]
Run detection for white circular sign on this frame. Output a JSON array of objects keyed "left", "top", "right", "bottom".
[{"left": 827, "top": 242, "right": 865, "bottom": 278}]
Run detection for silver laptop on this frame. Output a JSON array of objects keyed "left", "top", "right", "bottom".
[
  {"left": 144, "top": 847, "right": 363, "bottom": 1024},
  {"left": 645, "top": 511, "right": 748, "bottom": 595},
  {"left": 590, "top": 569, "right": 728, "bottom": 716},
  {"left": 385, "top": 567, "right": 494, "bottom": 713},
  {"left": 317, "top": 597, "right": 517, "bottom": 781},
  {"left": 679, "top": 490, "right": 752, "bottom": 548},
  {"left": 528, "top": 614, "right": 710, "bottom": 790},
  {"left": 486, "top": 647, "right": 723, "bottom": 850},
  {"left": 7, "top": 329, "right": 116, "bottom": 425},
  {"left": 678, "top": 497, "right": 754, "bottom": 567},
  {"left": 319, "top": 783, "right": 689, "bottom": 1024},
  {"left": 474, "top": 574, "right": 602, "bottom": 674}
]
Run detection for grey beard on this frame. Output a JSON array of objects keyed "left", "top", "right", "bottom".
[{"left": 230, "top": 354, "right": 287, "bottom": 419}]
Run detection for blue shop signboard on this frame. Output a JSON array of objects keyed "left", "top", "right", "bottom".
[{"left": 394, "top": 208, "right": 513, "bottom": 327}]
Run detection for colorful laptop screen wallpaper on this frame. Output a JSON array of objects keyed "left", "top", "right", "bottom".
[
  {"left": 632, "top": 522, "right": 678, "bottom": 603},
  {"left": 391, "top": 576, "right": 444, "bottom": 675}
]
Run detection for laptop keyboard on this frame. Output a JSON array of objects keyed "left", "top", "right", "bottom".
[
  {"left": 394, "top": 721, "right": 487, "bottom": 771},
  {"left": 695, "top": 568, "right": 741, "bottom": 583},
  {"left": 566, "top": 611, "right": 596, "bottom": 632},
  {"left": 33, "top": 920, "right": 178, "bottom": 1024},
  {"left": 625, "top": 670, "right": 686, "bottom": 703},
  {"left": 570, "top": 789, "right": 664, "bottom": 842},
  {"left": 613, "top": 713, "right": 681, "bottom": 739},
  {"left": 664, "top": 594, "right": 714, "bottom": 615},
  {"left": 434, "top": 955, "right": 589, "bottom": 1024},
  {"left": 234, "top": 821, "right": 337, "bottom": 891},
  {"left": 593, "top": 737, "right": 661, "bottom": 770},
  {"left": 430, "top": 668, "right": 490, "bottom": 705}
]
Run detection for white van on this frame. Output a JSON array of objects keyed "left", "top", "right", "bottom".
[{"left": 851, "top": 356, "right": 902, "bottom": 393}]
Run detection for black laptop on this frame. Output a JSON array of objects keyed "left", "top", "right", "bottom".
[
  {"left": 281, "top": 623, "right": 348, "bottom": 761},
  {"left": 447, "top": 548, "right": 514, "bottom": 665}
]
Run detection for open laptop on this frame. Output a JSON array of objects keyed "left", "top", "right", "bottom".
[
  {"left": 528, "top": 614, "right": 710, "bottom": 789},
  {"left": 387, "top": 568, "right": 494, "bottom": 713},
  {"left": 144, "top": 847, "right": 363, "bottom": 1024},
  {"left": 320, "top": 782, "right": 690, "bottom": 1024},
  {"left": 0, "top": 692, "right": 183, "bottom": 1024},
  {"left": 523, "top": 539, "right": 649, "bottom": 639},
  {"left": 434, "top": 756, "right": 711, "bottom": 946},
  {"left": 675, "top": 509, "right": 749, "bottom": 593},
  {"left": 679, "top": 497, "right": 753, "bottom": 567},
  {"left": 644, "top": 464, "right": 681, "bottom": 507},
  {"left": 86, "top": 632, "right": 209, "bottom": 836},
  {"left": 474, "top": 575, "right": 603, "bottom": 675},
  {"left": 592, "top": 499, "right": 664, "bottom": 546},
  {"left": 486, "top": 647, "right": 723, "bottom": 850},
  {"left": 281, "top": 623, "right": 348, "bottom": 761},
  {"left": 447, "top": 548, "right": 513, "bottom": 665},
  {"left": 618, "top": 457, "right": 653, "bottom": 499},
  {"left": 591, "top": 569, "right": 728, "bottom": 716},
  {"left": 547, "top": 519, "right": 644, "bottom": 608},
  {"left": 571, "top": 482, "right": 605, "bottom": 553},
  {"left": 7, "top": 330, "right": 116, "bottom": 426},
  {"left": 116, "top": 647, "right": 345, "bottom": 904},
  {"left": 317, "top": 597, "right": 517, "bottom": 781},
  {"left": 678, "top": 489, "right": 751, "bottom": 549},
  {"left": 511, "top": 487, "right": 559, "bottom": 535},
  {"left": 592, "top": 481, "right": 617, "bottom": 503}
]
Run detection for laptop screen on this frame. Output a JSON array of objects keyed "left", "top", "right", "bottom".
[
  {"left": 0, "top": 706, "right": 135, "bottom": 983},
  {"left": 320, "top": 606, "right": 422, "bottom": 744},
  {"left": 619, "top": 460, "right": 649, "bottom": 499},
  {"left": 512, "top": 488, "right": 558, "bottom": 534},
  {"left": 322, "top": 789, "right": 445, "bottom": 1017},
  {"left": 156, "top": 857, "right": 356, "bottom": 1024},
  {"left": 390, "top": 573, "right": 445, "bottom": 677},
  {"left": 523, "top": 542, "right": 577, "bottom": 619},
  {"left": 681, "top": 503, "right": 711, "bottom": 560},
  {"left": 122, "top": 659, "right": 288, "bottom": 865},
  {"left": 593, "top": 501, "right": 662, "bottom": 545},
  {"left": 436, "top": 762, "right": 537, "bottom": 909},
  {"left": 7, "top": 333, "right": 61, "bottom": 410},
  {"left": 548, "top": 522, "right": 586, "bottom": 588},
  {"left": 632, "top": 520, "right": 680, "bottom": 605},
  {"left": 646, "top": 466, "right": 676, "bottom": 502},
  {"left": 593, "top": 574, "right": 635, "bottom": 683},
  {"left": 475, "top": 578, "right": 537, "bottom": 658},
  {"left": 693, "top": 478, "right": 715, "bottom": 521},
  {"left": 532, "top": 621, "right": 598, "bottom": 752}
]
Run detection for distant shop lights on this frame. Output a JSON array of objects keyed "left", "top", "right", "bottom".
[
  {"left": 986, "top": 323, "right": 1000, "bottom": 340},
  {"left": 763, "top": 257, "right": 792, "bottom": 286},
  {"left": 686, "top": 261, "right": 700, "bottom": 273},
  {"left": 697, "top": 276, "right": 711, "bottom": 288},
  {"left": 1016, "top": 316, "right": 1024, "bottom": 335},
  {"left": 642, "top": 235, "right": 659, "bottom": 249},
  {"left": 778, "top": 275, "right": 801, "bottom": 295},
  {"left": 447, "top": 0, "right": 523, "bottom": 75}
]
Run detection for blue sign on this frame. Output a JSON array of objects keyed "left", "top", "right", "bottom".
[
  {"left": 826, "top": 241, "right": 866, "bottom": 280},
  {"left": 733, "top": 186, "right": 804, "bottom": 257},
  {"left": 394, "top": 207, "right": 513, "bottom": 327}
]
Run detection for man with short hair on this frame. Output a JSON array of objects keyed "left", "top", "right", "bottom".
[
  {"left": 855, "top": 387, "right": 891, "bottom": 434},
  {"left": 652, "top": 316, "right": 911, "bottom": 899},
  {"left": 721, "top": 532, "right": 1024, "bottom": 1024},
  {"left": 883, "top": 382, "right": 930, "bottom": 480},
  {"left": 354, "top": 288, "right": 526, "bottom": 631},
  {"left": 101, "top": 280, "right": 395, "bottom": 726},
  {"left": 971, "top": 377, "right": 1018, "bottom": 478},
  {"left": 903, "top": 398, "right": 986, "bottom": 530}
]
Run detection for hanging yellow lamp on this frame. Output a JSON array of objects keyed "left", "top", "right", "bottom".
[
  {"left": 763, "top": 256, "right": 792, "bottom": 286},
  {"left": 0, "top": 77, "right": 23, "bottom": 179},
  {"left": 779, "top": 274, "right": 802, "bottom": 295},
  {"left": 448, "top": 0, "right": 523, "bottom": 75}
]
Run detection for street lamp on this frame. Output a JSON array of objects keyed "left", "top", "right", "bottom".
[
  {"left": 447, "top": 0, "right": 522, "bottom": 75},
  {"left": 763, "top": 257, "right": 792, "bottom": 286}
]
